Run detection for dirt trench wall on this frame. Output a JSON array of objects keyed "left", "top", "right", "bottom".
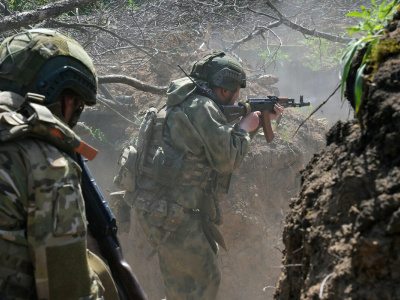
[{"left": 274, "top": 16, "right": 400, "bottom": 300}]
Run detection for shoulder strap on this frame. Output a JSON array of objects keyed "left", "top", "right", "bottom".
[{"left": 0, "top": 93, "right": 98, "bottom": 160}]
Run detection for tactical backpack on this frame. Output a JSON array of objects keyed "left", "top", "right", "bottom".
[
  {"left": 114, "top": 106, "right": 187, "bottom": 234},
  {"left": 114, "top": 104, "right": 230, "bottom": 254}
]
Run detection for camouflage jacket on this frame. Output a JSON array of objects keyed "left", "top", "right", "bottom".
[
  {"left": 157, "top": 77, "right": 251, "bottom": 209},
  {"left": 0, "top": 92, "right": 103, "bottom": 300}
]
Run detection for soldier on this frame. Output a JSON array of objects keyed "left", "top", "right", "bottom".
[
  {"left": 114, "top": 51, "right": 284, "bottom": 299},
  {"left": 0, "top": 29, "right": 119, "bottom": 299}
]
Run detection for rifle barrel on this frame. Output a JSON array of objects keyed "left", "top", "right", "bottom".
[{"left": 221, "top": 96, "right": 310, "bottom": 122}]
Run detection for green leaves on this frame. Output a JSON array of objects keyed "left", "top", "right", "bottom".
[
  {"left": 340, "top": 36, "right": 377, "bottom": 101},
  {"left": 346, "top": 12, "right": 365, "bottom": 18},
  {"left": 345, "top": 0, "right": 399, "bottom": 37},
  {"left": 340, "top": 39, "right": 359, "bottom": 100},
  {"left": 340, "top": 0, "right": 399, "bottom": 114},
  {"left": 355, "top": 63, "right": 367, "bottom": 114},
  {"left": 378, "top": 0, "right": 399, "bottom": 19}
]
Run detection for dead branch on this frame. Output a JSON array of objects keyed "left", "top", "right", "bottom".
[
  {"left": 0, "top": 0, "right": 11, "bottom": 16},
  {"left": 292, "top": 83, "right": 341, "bottom": 138},
  {"left": 0, "top": 0, "right": 361, "bottom": 96},
  {"left": 0, "top": 0, "right": 95, "bottom": 34},
  {"left": 43, "top": 19, "right": 170, "bottom": 60},
  {"left": 264, "top": 0, "right": 351, "bottom": 44},
  {"left": 226, "top": 20, "right": 282, "bottom": 52},
  {"left": 98, "top": 75, "right": 168, "bottom": 95}
]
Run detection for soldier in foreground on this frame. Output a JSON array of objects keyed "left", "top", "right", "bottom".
[
  {"left": 0, "top": 29, "right": 144, "bottom": 299},
  {"left": 114, "top": 51, "right": 284, "bottom": 299}
]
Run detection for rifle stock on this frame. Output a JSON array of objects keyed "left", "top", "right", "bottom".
[
  {"left": 77, "top": 154, "right": 147, "bottom": 300},
  {"left": 221, "top": 105, "right": 248, "bottom": 123},
  {"left": 221, "top": 95, "right": 310, "bottom": 143}
]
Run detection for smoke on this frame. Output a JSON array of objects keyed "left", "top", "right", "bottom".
[{"left": 272, "top": 63, "right": 353, "bottom": 128}]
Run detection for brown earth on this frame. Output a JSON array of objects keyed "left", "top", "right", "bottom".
[{"left": 274, "top": 14, "right": 400, "bottom": 300}]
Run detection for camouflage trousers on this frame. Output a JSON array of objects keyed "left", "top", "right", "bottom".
[{"left": 136, "top": 209, "right": 221, "bottom": 300}]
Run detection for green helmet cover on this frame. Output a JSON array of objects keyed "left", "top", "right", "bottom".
[
  {"left": 189, "top": 51, "right": 246, "bottom": 92},
  {"left": 0, "top": 29, "right": 97, "bottom": 116}
]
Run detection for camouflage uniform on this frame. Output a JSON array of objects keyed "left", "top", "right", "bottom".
[
  {"left": 122, "top": 76, "right": 251, "bottom": 299},
  {"left": 0, "top": 135, "right": 103, "bottom": 299},
  {"left": 0, "top": 29, "right": 107, "bottom": 300}
]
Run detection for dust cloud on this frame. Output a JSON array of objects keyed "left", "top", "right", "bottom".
[{"left": 272, "top": 63, "right": 353, "bottom": 127}]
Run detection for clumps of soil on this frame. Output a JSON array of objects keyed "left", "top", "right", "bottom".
[{"left": 274, "top": 15, "right": 400, "bottom": 300}]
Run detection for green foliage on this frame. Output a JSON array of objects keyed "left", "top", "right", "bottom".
[
  {"left": 344, "top": 0, "right": 399, "bottom": 35},
  {"left": 259, "top": 47, "right": 292, "bottom": 68},
  {"left": 258, "top": 39, "right": 344, "bottom": 72},
  {"left": 340, "top": 0, "right": 399, "bottom": 114},
  {"left": 368, "top": 38, "right": 400, "bottom": 71},
  {"left": 277, "top": 120, "right": 290, "bottom": 142},
  {"left": 10, "top": 0, "right": 50, "bottom": 12},
  {"left": 298, "top": 38, "right": 345, "bottom": 71},
  {"left": 89, "top": 126, "right": 117, "bottom": 148}
]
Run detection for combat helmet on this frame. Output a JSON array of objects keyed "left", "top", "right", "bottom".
[
  {"left": 0, "top": 28, "right": 97, "bottom": 127},
  {"left": 189, "top": 51, "right": 246, "bottom": 92}
]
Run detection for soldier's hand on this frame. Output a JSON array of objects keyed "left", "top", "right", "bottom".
[
  {"left": 270, "top": 104, "right": 284, "bottom": 120},
  {"left": 238, "top": 111, "right": 261, "bottom": 132}
]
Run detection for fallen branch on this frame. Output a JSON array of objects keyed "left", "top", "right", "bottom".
[
  {"left": 0, "top": 0, "right": 94, "bottom": 34},
  {"left": 98, "top": 75, "right": 168, "bottom": 95}
]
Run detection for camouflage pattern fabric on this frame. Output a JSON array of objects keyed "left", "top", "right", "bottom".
[
  {"left": 136, "top": 208, "right": 220, "bottom": 300},
  {"left": 0, "top": 137, "right": 104, "bottom": 300},
  {"left": 133, "top": 77, "right": 251, "bottom": 299}
]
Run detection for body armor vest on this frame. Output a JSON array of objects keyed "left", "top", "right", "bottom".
[
  {"left": 115, "top": 106, "right": 217, "bottom": 195},
  {"left": 138, "top": 106, "right": 215, "bottom": 189},
  {"left": 0, "top": 95, "right": 82, "bottom": 299},
  {"left": 0, "top": 92, "right": 116, "bottom": 299}
]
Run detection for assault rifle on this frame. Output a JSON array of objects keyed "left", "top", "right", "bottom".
[
  {"left": 77, "top": 154, "right": 147, "bottom": 300},
  {"left": 220, "top": 96, "right": 310, "bottom": 142}
]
